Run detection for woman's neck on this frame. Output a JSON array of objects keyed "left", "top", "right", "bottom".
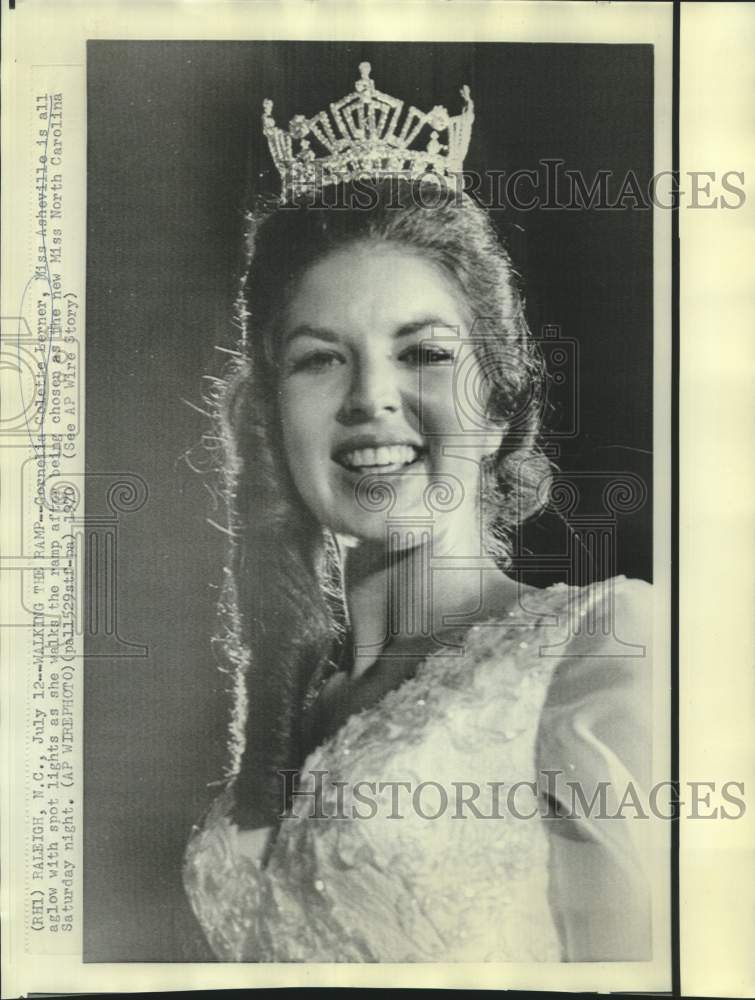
[{"left": 341, "top": 531, "right": 520, "bottom": 679}]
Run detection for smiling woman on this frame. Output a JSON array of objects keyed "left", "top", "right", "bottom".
[
  {"left": 180, "top": 61, "right": 654, "bottom": 963},
  {"left": 181, "top": 174, "right": 654, "bottom": 963},
  {"left": 278, "top": 245, "right": 496, "bottom": 540}
]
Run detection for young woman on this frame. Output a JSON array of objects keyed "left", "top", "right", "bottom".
[{"left": 182, "top": 172, "right": 653, "bottom": 962}]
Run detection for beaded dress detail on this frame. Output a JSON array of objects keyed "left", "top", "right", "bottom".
[{"left": 184, "top": 577, "right": 652, "bottom": 963}]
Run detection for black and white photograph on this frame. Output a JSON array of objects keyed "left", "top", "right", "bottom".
[
  {"left": 83, "top": 39, "right": 666, "bottom": 966},
  {"left": 6, "top": 1, "right": 755, "bottom": 995}
]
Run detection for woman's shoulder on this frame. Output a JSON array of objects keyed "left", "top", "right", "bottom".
[
  {"left": 534, "top": 575, "right": 654, "bottom": 790},
  {"left": 539, "top": 572, "right": 651, "bottom": 619},
  {"left": 530, "top": 578, "right": 655, "bottom": 962},
  {"left": 424, "top": 575, "right": 651, "bottom": 745},
  {"left": 476, "top": 572, "right": 651, "bottom": 621},
  {"left": 541, "top": 574, "right": 653, "bottom": 685},
  {"left": 462, "top": 574, "right": 653, "bottom": 784},
  {"left": 550, "top": 574, "right": 652, "bottom": 663},
  {"left": 467, "top": 573, "right": 652, "bottom": 661}
]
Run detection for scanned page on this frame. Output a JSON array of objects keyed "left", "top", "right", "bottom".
[{"left": 1, "top": 2, "right": 752, "bottom": 996}]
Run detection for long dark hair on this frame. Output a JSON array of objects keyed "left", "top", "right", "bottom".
[{"left": 209, "top": 179, "right": 549, "bottom": 829}]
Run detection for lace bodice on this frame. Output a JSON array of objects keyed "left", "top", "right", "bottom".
[{"left": 184, "top": 577, "right": 653, "bottom": 962}]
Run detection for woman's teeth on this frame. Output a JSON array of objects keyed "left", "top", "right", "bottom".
[{"left": 339, "top": 445, "right": 420, "bottom": 470}]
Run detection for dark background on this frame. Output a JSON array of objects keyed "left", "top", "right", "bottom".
[{"left": 85, "top": 41, "right": 654, "bottom": 961}]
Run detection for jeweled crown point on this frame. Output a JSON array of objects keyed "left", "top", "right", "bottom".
[{"left": 261, "top": 62, "right": 475, "bottom": 201}]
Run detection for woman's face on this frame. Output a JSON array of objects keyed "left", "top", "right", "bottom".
[{"left": 277, "top": 242, "right": 502, "bottom": 548}]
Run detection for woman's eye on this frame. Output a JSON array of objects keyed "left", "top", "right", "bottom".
[
  {"left": 289, "top": 351, "right": 345, "bottom": 373},
  {"left": 399, "top": 344, "right": 456, "bottom": 366}
]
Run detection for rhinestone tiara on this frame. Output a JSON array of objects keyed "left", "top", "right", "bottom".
[{"left": 262, "top": 61, "right": 475, "bottom": 201}]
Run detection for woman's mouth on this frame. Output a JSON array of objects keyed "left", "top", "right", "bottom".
[{"left": 334, "top": 444, "right": 424, "bottom": 474}]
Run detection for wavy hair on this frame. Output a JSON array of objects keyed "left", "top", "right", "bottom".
[{"left": 209, "top": 179, "right": 550, "bottom": 829}]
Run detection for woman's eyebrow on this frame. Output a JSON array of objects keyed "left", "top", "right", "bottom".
[
  {"left": 284, "top": 324, "right": 340, "bottom": 346},
  {"left": 394, "top": 317, "right": 458, "bottom": 338},
  {"left": 284, "top": 317, "right": 458, "bottom": 346}
]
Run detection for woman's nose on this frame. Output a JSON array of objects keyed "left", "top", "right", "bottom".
[{"left": 336, "top": 357, "right": 400, "bottom": 424}]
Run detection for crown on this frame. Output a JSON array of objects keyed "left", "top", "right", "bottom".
[{"left": 262, "top": 62, "right": 475, "bottom": 201}]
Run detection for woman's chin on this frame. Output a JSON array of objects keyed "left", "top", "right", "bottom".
[{"left": 331, "top": 514, "right": 434, "bottom": 550}]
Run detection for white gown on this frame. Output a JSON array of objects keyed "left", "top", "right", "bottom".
[{"left": 183, "top": 576, "right": 653, "bottom": 962}]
